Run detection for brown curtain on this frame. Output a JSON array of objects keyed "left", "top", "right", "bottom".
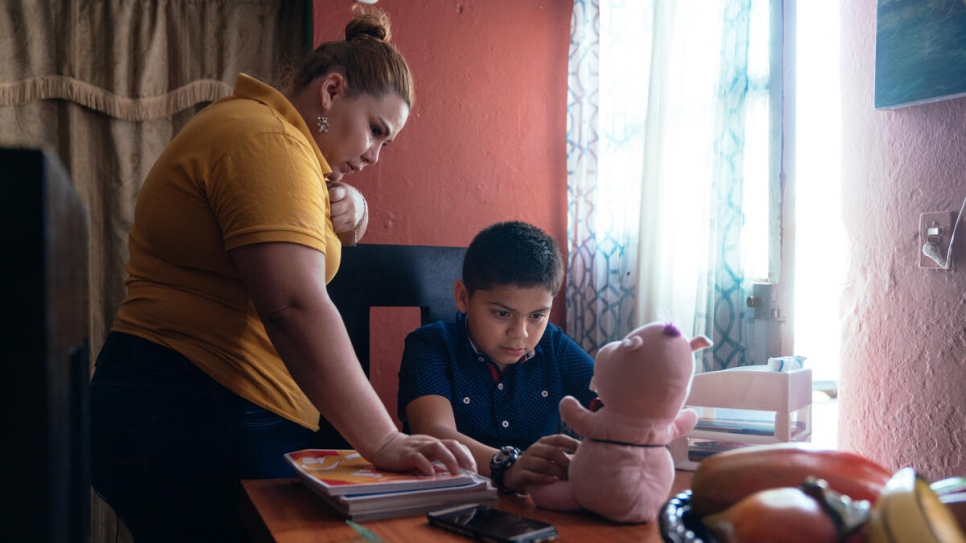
[{"left": 0, "top": 1, "right": 307, "bottom": 541}]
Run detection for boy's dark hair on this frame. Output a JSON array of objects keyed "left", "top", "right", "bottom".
[{"left": 462, "top": 221, "right": 564, "bottom": 296}]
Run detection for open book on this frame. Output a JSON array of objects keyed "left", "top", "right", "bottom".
[{"left": 284, "top": 449, "right": 498, "bottom": 521}]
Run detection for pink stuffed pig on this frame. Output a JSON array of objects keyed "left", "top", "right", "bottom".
[{"left": 529, "top": 322, "right": 711, "bottom": 523}]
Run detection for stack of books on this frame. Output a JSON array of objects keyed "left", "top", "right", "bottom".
[{"left": 284, "top": 449, "right": 498, "bottom": 522}]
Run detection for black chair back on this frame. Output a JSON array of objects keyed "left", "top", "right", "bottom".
[{"left": 318, "top": 243, "right": 467, "bottom": 448}]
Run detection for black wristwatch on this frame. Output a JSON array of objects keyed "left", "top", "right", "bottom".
[{"left": 489, "top": 445, "right": 522, "bottom": 494}]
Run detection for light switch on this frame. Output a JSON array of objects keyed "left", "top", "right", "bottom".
[{"left": 919, "top": 211, "right": 955, "bottom": 269}]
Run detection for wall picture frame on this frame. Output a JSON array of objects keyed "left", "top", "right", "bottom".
[{"left": 874, "top": 0, "right": 966, "bottom": 109}]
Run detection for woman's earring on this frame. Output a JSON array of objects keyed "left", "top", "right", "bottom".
[{"left": 317, "top": 113, "right": 329, "bottom": 133}]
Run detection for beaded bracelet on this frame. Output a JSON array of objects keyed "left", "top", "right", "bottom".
[{"left": 351, "top": 196, "right": 368, "bottom": 246}]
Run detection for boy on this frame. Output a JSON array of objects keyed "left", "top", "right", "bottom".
[{"left": 397, "top": 221, "right": 596, "bottom": 495}]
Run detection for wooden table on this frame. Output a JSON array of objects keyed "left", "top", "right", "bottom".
[{"left": 240, "top": 471, "right": 693, "bottom": 542}]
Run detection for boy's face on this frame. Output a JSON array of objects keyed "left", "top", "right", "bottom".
[{"left": 454, "top": 281, "right": 554, "bottom": 371}]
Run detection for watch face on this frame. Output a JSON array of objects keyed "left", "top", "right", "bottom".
[{"left": 493, "top": 446, "right": 519, "bottom": 468}]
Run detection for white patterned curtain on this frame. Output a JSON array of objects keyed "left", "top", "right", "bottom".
[{"left": 566, "top": 0, "right": 765, "bottom": 371}]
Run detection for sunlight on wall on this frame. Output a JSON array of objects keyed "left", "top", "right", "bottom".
[{"left": 794, "top": 0, "right": 845, "bottom": 386}]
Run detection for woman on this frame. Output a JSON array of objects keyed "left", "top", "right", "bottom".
[{"left": 90, "top": 8, "right": 474, "bottom": 542}]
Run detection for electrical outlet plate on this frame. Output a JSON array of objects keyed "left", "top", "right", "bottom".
[{"left": 919, "top": 211, "right": 956, "bottom": 269}]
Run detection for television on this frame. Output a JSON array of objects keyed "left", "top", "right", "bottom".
[
  {"left": 0, "top": 147, "right": 91, "bottom": 543},
  {"left": 874, "top": 0, "right": 966, "bottom": 109}
]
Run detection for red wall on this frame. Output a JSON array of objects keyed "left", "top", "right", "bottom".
[{"left": 313, "top": 0, "right": 573, "bottom": 425}]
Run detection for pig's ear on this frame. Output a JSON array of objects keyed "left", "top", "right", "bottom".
[{"left": 690, "top": 335, "right": 712, "bottom": 352}]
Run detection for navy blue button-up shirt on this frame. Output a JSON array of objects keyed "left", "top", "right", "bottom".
[{"left": 397, "top": 312, "right": 597, "bottom": 450}]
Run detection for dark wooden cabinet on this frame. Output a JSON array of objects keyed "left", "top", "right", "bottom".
[{"left": 1, "top": 147, "right": 91, "bottom": 543}]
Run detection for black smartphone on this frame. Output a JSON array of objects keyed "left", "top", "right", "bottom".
[{"left": 427, "top": 504, "right": 558, "bottom": 543}]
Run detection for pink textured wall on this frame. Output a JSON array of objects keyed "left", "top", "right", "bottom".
[
  {"left": 313, "top": 0, "right": 572, "bottom": 425},
  {"left": 839, "top": 1, "right": 966, "bottom": 479}
]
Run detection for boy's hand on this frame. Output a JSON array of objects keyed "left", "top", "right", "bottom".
[{"left": 503, "top": 434, "right": 580, "bottom": 494}]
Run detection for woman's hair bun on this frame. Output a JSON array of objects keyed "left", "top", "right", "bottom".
[{"left": 345, "top": 8, "right": 392, "bottom": 43}]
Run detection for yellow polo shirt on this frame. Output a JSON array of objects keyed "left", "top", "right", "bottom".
[{"left": 113, "top": 74, "right": 339, "bottom": 430}]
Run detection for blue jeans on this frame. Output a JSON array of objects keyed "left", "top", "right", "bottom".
[{"left": 90, "top": 332, "right": 320, "bottom": 543}]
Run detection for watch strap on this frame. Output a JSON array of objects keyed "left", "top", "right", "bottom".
[{"left": 490, "top": 446, "right": 522, "bottom": 494}]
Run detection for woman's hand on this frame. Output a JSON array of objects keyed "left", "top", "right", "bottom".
[
  {"left": 327, "top": 181, "right": 368, "bottom": 245},
  {"left": 503, "top": 434, "right": 580, "bottom": 494},
  {"left": 369, "top": 432, "right": 477, "bottom": 477}
]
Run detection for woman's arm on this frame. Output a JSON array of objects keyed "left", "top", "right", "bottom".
[
  {"left": 230, "top": 242, "right": 473, "bottom": 475},
  {"left": 406, "top": 395, "right": 495, "bottom": 472},
  {"left": 406, "top": 394, "right": 577, "bottom": 492}
]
